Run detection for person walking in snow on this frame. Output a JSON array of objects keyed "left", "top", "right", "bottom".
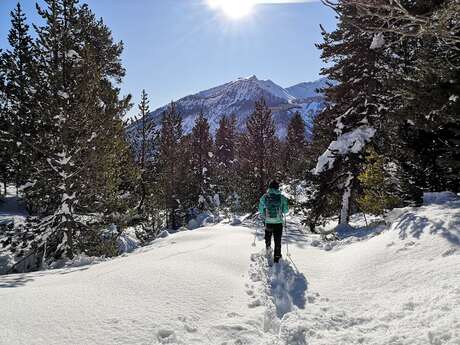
[{"left": 258, "top": 180, "right": 289, "bottom": 263}]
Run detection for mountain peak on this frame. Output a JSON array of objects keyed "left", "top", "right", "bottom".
[
  {"left": 137, "top": 76, "right": 327, "bottom": 139},
  {"left": 286, "top": 78, "right": 331, "bottom": 99},
  {"left": 237, "top": 75, "right": 258, "bottom": 81}
]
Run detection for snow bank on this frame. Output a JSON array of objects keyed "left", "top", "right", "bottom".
[
  {"left": 0, "top": 198, "right": 458, "bottom": 345},
  {"left": 48, "top": 254, "right": 106, "bottom": 269},
  {"left": 187, "top": 210, "right": 219, "bottom": 230},
  {"left": 117, "top": 231, "right": 140, "bottom": 253},
  {"left": 423, "top": 191, "right": 459, "bottom": 205}
]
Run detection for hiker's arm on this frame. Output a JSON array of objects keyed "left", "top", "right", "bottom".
[
  {"left": 282, "top": 196, "right": 289, "bottom": 214},
  {"left": 258, "top": 196, "right": 266, "bottom": 217}
]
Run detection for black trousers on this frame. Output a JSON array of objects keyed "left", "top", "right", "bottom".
[{"left": 265, "top": 223, "right": 283, "bottom": 259}]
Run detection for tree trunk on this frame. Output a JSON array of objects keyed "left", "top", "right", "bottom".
[{"left": 339, "top": 173, "right": 353, "bottom": 225}]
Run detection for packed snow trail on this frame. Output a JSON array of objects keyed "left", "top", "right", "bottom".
[
  {"left": 1, "top": 194, "right": 459, "bottom": 344},
  {"left": 1, "top": 227, "right": 275, "bottom": 345}
]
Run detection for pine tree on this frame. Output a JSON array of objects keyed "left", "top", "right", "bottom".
[
  {"left": 356, "top": 147, "right": 402, "bottom": 215},
  {"left": 1, "top": 3, "right": 39, "bottom": 191},
  {"left": 307, "top": 0, "right": 460, "bottom": 231},
  {"left": 238, "top": 98, "right": 279, "bottom": 210},
  {"left": 347, "top": 0, "right": 460, "bottom": 195},
  {"left": 284, "top": 111, "right": 308, "bottom": 180},
  {"left": 397, "top": 36, "right": 460, "bottom": 193},
  {"left": 132, "top": 89, "right": 156, "bottom": 214},
  {"left": 189, "top": 111, "right": 214, "bottom": 210},
  {"left": 156, "top": 102, "right": 184, "bottom": 229},
  {"left": 214, "top": 114, "right": 239, "bottom": 206},
  {"left": 0, "top": 49, "right": 10, "bottom": 195},
  {"left": 1, "top": 0, "right": 134, "bottom": 268},
  {"left": 311, "top": 2, "right": 392, "bottom": 228}
]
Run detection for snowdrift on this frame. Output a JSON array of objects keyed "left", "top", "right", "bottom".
[{"left": 0, "top": 194, "right": 459, "bottom": 345}]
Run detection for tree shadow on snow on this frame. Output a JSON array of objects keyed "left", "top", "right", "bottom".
[
  {"left": 0, "top": 266, "right": 90, "bottom": 288},
  {"left": 396, "top": 201, "right": 460, "bottom": 246},
  {"left": 269, "top": 258, "right": 308, "bottom": 319},
  {"left": 335, "top": 223, "right": 386, "bottom": 240},
  {"left": 0, "top": 273, "right": 34, "bottom": 288}
]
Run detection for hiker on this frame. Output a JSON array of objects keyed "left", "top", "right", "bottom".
[{"left": 258, "top": 180, "right": 288, "bottom": 263}]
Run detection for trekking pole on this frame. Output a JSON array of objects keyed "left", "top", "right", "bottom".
[
  {"left": 252, "top": 213, "right": 260, "bottom": 247},
  {"left": 284, "top": 214, "right": 290, "bottom": 257},
  {"left": 284, "top": 214, "right": 300, "bottom": 272}
]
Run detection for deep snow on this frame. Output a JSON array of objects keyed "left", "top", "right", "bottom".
[{"left": 0, "top": 194, "right": 459, "bottom": 345}]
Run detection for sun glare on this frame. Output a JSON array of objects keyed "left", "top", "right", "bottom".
[{"left": 207, "top": 0, "right": 255, "bottom": 20}]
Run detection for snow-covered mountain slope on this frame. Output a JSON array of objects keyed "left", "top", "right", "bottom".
[
  {"left": 285, "top": 78, "right": 330, "bottom": 100},
  {"left": 1, "top": 193, "right": 459, "bottom": 345},
  {"left": 136, "top": 76, "right": 327, "bottom": 138}
]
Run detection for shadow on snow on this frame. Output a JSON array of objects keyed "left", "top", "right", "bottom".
[
  {"left": 0, "top": 266, "right": 90, "bottom": 288},
  {"left": 395, "top": 200, "right": 460, "bottom": 246},
  {"left": 269, "top": 258, "right": 308, "bottom": 319}
]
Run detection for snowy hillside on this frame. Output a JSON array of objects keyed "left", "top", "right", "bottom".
[
  {"left": 1, "top": 193, "right": 459, "bottom": 345},
  {"left": 134, "top": 76, "right": 328, "bottom": 138},
  {"left": 285, "top": 78, "right": 331, "bottom": 100}
]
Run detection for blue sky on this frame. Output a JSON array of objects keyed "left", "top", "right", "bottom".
[{"left": 0, "top": 0, "right": 337, "bottom": 116}]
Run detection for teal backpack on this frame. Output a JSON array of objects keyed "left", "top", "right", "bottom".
[{"left": 265, "top": 193, "right": 282, "bottom": 222}]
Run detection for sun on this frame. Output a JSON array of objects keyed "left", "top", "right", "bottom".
[{"left": 207, "top": 0, "right": 255, "bottom": 20}]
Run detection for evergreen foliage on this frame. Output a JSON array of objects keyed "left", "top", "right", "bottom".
[
  {"left": 284, "top": 111, "right": 308, "bottom": 180},
  {"left": 1, "top": 3, "right": 38, "bottom": 193},
  {"left": 156, "top": 102, "right": 185, "bottom": 229},
  {"left": 237, "top": 98, "right": 280, "bottom": 210},
  {"left": 308, "top": 0, "right": 459, "bottom": 232},
  {"left": 214, "top": 114, "right": 239, "bottom": 204},
  {"left": 356, "top": 147, "right": 402, "bottom": 215},
  {"left": 189, "top": 111, "right": 214, "bottom": 210},
  {"left": 132, "top": 89, "right": 156, "bottom": 214},
  {"left": 0, "top": 0, "right": 135, "bottom": 270},
  {"left": 311, "top": 2, "right": 390, "bottom": 226}
]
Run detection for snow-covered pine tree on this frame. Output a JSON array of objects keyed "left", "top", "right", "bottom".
[
  {"left": 156, "top": 102, "right": 185, "bottom": 229},
  {"left": 347, "top": 0, "right": 459, "bottom": 196},
  {"left": 1, "top": 3, "right": 39, "bottom": 193},
  {"left": 347, "top": 0, "right": 459, "bottom": 48},
  {"left": 238, "top": 98, "right": 279, "bottom": 211},
  {"left": 0, "top": 49, "right": 10, "bottom": 195},
  {"left": 2, "top": 0, "right": 134, "bottom": 269},
  {"left": 302, "top": 99, "right": 342, "bottom": 231},
  {"left": 189, "top": 111, "right": 214, "bottom": 210},
  {"left": 396, "top": 25, "right": 460, "bottom": 193},
  {"left": 132, "top": 89, "right": 156, "bottom": 214},
  {"left": 214, "top": 114, "right": 239, "bottom": 209},
  {"left": 311, "top": 1, "right": 392, "bottom": 229},
  {"left": 284, "top": 111, "right": 308, "bottom": 180},
  {"left": 77, "top": 5, "right": 136, "bottom": 223}
]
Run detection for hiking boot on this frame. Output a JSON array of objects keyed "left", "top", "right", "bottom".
[{"left": 274, "top": 256, "right": 281, "bottom": 263}]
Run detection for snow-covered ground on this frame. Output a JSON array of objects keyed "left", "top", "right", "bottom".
[
  {"left": 0, "top": 186, "right": 29, "bottom": 273},
  {"left": 0, "top": 185, "right": 28, "bottom": 227},
  {"left": 0, "top": 194, "right": 459, "bottom": 345}
]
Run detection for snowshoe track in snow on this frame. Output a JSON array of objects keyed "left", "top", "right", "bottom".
[{"left": 247, "top": 250, "right": 310, "bottom": 344}]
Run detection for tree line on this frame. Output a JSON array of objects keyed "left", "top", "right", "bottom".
[
  {"left": 130, "top": 95, "right": 309, "bottom": 235},
  {"left": 0, "top": 0, "right": 309, "bottom": 271},
  {"left": 305, "top": 0, "right": 459, "bottom": 231}
]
